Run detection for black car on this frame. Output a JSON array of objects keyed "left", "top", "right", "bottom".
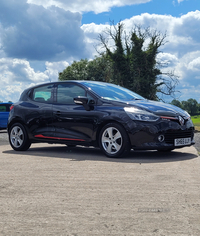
[{"left": 7, "top": 81, "right": 195, "bottom": 157}]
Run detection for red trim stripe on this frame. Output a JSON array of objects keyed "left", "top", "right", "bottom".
[
  {"left": 35, "top": 134, "right": 85, "bottom": 142},
  {"left": 160, "top": 116, "right": 178, "bottom": 120}
]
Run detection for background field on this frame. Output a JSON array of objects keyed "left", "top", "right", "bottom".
[{"left": 191, "top": 115, "right": 200, "bottom": 132}]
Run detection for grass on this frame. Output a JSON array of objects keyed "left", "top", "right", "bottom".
[{"left": 191, "top": 115, "right": 200, "bottom": 132}]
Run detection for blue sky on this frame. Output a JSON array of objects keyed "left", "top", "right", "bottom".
[
  {"left": 82, "top": 0, "right": 199, "bottom": 25},
  {"left": 0, "top": 0, "right": 200, "bottom": 103}
]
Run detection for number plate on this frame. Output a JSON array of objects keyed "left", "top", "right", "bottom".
[{"left": 174, "top": 137, "right": 191, "bottom": 146}]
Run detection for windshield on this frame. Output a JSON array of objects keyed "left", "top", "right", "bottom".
[{"left": 82, "top": 82, "right": 144, "bottom": 101}]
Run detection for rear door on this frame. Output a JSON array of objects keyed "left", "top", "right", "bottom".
[{"left": 27, "top": 84, "right": 54, "bottom": 139}]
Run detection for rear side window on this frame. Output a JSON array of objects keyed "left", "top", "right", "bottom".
[
  {"left": 0, "top": 104, "right": 11, "bottom": 112},
  {"left": 56, "top": 84, "right": 86, "bottom": 104},
  {"left": 0, "top": 105, "right": 6, "bottom": 112},
  {"left": 31, "top": 85, "right": 53, "bottom": 103}
]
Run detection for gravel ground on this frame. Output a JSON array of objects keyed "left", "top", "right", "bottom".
[
  {"left": 1, "top": 129, "right": 200, "bottom": 153},
  {"left": 0, "top": 131, "right": 199, "bottom": 235},
  {"left": 0, "top": 129, "right": 200, "bottom": 235},
  {"left": 194, "top": 132, "right": 200, "bottom": 153},
  {"left": 0, "top": 130, "right": 8, "bottom": 145}
]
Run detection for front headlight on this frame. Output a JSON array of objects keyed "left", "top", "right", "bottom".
[
  {"left": 124, "top": 107, "right": 159, "bottom": 122},
  {"left": 184, "top": 111, "right": 191, "bottom": 119}
]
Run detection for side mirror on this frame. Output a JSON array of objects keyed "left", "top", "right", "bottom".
[
  {"left": 74, "top": 96, "right": 88, "bottom": 105},
  {"left": 74, "top": 96, "right": 90, "bottom": 111}
]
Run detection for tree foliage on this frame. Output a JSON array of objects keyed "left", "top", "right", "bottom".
[
  {"left": 171, "top": 98, "right": 200, "bottom": 116},
  {"left": 59, "top": 56, "right": 112, "bottom": 83},
  {"left": 98, "top": 22, "right": 179, "bottom": 100},
  {"left": 59, "top": 22, "right": 179, "bottom": 100},
  {"left": 171, "top": 99, "right": 183, "bottom": 109},
  {"left": 182, "top": 99, "right": 199, "bottom": 116}
]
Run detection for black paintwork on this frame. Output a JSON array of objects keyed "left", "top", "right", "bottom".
[{"left": 8, "top": 81, "right": 195, "bottom": 151}]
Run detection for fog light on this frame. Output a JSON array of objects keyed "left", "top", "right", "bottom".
[{"left": 158, "top": 135, "right": 165, "bottom": 142}]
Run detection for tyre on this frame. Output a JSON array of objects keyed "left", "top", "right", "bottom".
[
  {"left": 99, "top": 123, "right": 130, "bottom": 158},
  {"left": 9, "top": 123, "right": 31, "bottom": 151}
]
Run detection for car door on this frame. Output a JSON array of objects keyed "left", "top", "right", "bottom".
[
  {"left": 52, "top": 83, "right": 98, "bottom": 144},
  {"left": 27, "top": 84, "right": 54, "bottom": 138}
]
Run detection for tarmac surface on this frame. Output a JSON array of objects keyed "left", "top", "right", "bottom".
[{"left": 0, "top": 130, "right": 200, "bottom": 235}]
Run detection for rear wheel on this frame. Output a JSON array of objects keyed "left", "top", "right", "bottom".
[
  {"left": 9, "top": 123, "right": 31, "bottom": 151},
  {"left": 99, "top": 123, "right": 130, "bottom": 158}
]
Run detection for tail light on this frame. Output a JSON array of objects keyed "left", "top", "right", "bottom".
[{"left": 10, "top": 105, "right": 14, "bottom": 111}]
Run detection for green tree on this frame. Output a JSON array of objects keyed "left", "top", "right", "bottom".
[
  {"left": 170, "top": 99, "right": 183, "bottom": 109},
  {"left": 59, "top": 59, "right": 89, "bottom": 81},
  {"left": 59, "top": 55, "right": 113, "bottom": 83},
  {"left": 182, "top": 98, "right": 199, "bottom": 116},
  {"left": 98, "top": 22, "right": 178, "bottom": 100}
]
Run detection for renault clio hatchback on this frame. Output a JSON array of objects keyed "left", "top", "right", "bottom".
[{"left": 7, "top": 81, "right": 195, "bottom": 157}]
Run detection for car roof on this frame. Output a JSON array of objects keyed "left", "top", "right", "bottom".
[{"left": 23, "top": 80, "right": 111, "bottom": 91}]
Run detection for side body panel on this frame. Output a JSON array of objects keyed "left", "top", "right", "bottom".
[{"left": 8, "top": 101, "right": 53, "bottom": 140}]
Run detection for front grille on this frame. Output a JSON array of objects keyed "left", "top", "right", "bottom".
[{"left": 165, "top": 129, "right": 194, "bottom": 144}]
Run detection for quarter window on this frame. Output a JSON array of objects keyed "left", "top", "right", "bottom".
[{"left": 32, "top": 85, "right": 53, "bottom": 102}]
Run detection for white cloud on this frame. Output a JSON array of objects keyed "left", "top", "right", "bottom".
[
  {"left": 27, "top": 0, "right": 152, "bottom": 14},
  {"left": 178, "top": 86, "right": 200, "bottom": 102},
  {"left": 0, "top": 58, "right": 69, "bottom": 102},
  {"left": 44, "top": 61, "right": 70, "bottom": 81},
  {"left": 121, "top": 11, "right": 200, "bottom": 56},
  {"left": 0, "top": 58, "right": 48, "bottom": 83},
  {"left": 157, "top": 53, "right": 179, "bottom": 64},
  {"left": 188, "top": 57, "right": 200, "bottom": 72},
  {"left": 0, "top": 58, "right": 46, "bottom": 102},
  {"left": 0, "top": 0, "right": 88, "bottom": 61},
  {"left": 176, "top": 51, "right": 200, "bottom": 80}
]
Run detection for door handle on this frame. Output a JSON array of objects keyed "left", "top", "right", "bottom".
[{"left": 54, "top": 111, "right": 61, "bottom": 116}]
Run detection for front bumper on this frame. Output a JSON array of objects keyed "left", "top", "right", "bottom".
[{"left": 127, "top": 119, "right": 195, "bottom": 150}]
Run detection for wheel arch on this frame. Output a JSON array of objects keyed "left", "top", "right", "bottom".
[
  {"left": 95, "top": 119, "right": 130, "bottom": 148},
  {"left": 8, "top": 118, "right": 29, "bottom": 135}
]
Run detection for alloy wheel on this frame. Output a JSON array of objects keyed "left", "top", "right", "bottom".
[
  {"left": 10, "top": 126, "right": 24, "bottom": 148},
  {"left": 101, "top": 126, "right": 122, "bottom": 155}
]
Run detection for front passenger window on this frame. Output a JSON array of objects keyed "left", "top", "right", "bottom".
[{"left": 56, "top": 84, "right": 86, "bottom": 105}]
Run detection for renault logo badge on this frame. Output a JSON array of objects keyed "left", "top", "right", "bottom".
[{"left": 178, "top": 116, "right": 184, "bottom": 126}]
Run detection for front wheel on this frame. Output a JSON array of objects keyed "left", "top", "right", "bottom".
[
  {"left": 9, "top": 123, "right": 31, "bottom": 151},
  {"left": 99, "top": 123, "right": 130, "bottom": 158}
]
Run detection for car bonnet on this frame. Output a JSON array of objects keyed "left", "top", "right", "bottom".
[{"left": 126, "top": 100, "right": 190, "bottom": 118}]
